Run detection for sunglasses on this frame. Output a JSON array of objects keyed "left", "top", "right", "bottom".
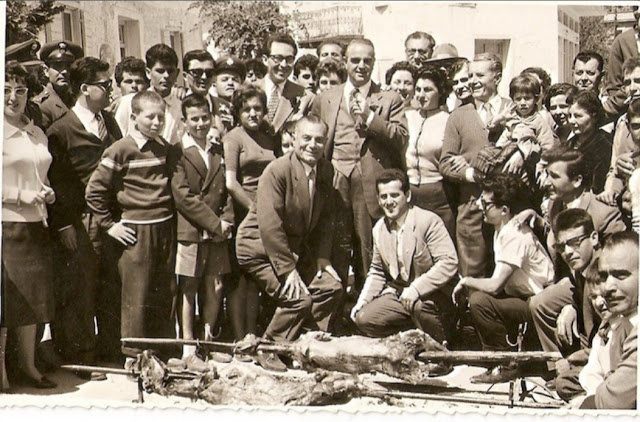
[
  {"left": 478, "top": 197, "right": 495, "bottom": 210},
  {"left": 556, "top": 234, "right": 589, "bottom": 252},
  {"left": 4, "top": 87, "right": 28, "bottom": 97},
  {"left": 348, "top": 57, "right": 374, "bottom": 66},
  {"left": 269, "top": 55, "right": 295, "bottom": 65},
  {"left": 85, "top": 80, "right": 113, "bottom": 91},
  {"left": 188, "top": 69, "right": 215, "bottom": 79}
]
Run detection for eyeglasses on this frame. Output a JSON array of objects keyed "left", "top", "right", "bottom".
[
  {"left": 406, "top": 48, "right": 431, "bottom": 56},
  {"left": 348, "top": 57, "right": 374, "bottom": 66},
  {"left": 453, "top": 77, "right": 469, "bottom": 85},
  {"left": 478, "top": 197, "right": 495, "bottom": 210},
  {"left": 556, "top": 234, "right": 590, "bottom": 252},
  {"left": 4, "top": 87, "right": 28, "bottom": 97},
  {"left": 85, "top": 80, "right": 113, "bottom": 91},
  {"left": 188, "top": 69, "right": 215, "bottom": 79},
  {"left": 269, "top": 55, "right": 295, "bottom": 65}
]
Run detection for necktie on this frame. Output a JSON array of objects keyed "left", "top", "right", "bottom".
[
  {"left": 483, "top": 102, "right": 494, "bottom": 126},
  {"left": 350, "top": 88, "right": 361, "bottom": 112},
  {"left": 267, "top": 84, "right": 280, "bottom": 123},
  {"left": 307, "top": 169, "right": 315, "bottom": 226},
  {"left": 96, "top": 113, "right": 107, "bottom": 141}
]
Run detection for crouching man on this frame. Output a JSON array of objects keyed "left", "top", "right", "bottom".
[{"left": 351, "top": 169, "right": 458, "bottom": 359}]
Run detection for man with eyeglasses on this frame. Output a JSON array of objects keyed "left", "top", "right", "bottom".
[
  {"left": 33, "top": 41, "right": 84, "bottom": 130},
  {"left": 258, "top": 33, "right": 313, "bottom": 135},
  {"left": 46, "top": 56, "right": 122, "bottom": 377},
  {"left": 311, "top": 38, "right": 408, "bottom": 299},
  {"left": 404, "top": 32, "right": 435, "bottom": 70}
]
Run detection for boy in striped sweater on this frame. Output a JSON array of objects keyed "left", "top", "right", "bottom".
[{"left": 86, "top": 90, "right": 177, "bottom": 361}]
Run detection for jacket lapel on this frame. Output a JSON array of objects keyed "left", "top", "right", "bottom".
[
  {"left": 324, "top": 86, "right": 344, "bottom": 157},
  {"left": 378, "top": 220, "right": 400, "bottom": 280},
  {"left": 202, "top": 149, "right": 222, "bottom": 191},
  {"left": 183, "top": 147, "right": 208, "bottom": 181},
  {"left": 272, "top": 81, "right": 297, "bottom": 133},
  {"left": 402, "top": 208, "right": 418, "bottom": 274}
]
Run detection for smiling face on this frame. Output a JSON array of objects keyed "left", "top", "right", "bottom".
[
  {"left": 132, "top": 100, "right": 166, "bottom": 139},
  {"left": 238, "top": 96, "right": 265, "bottom": 132},
  {"left": 183, "top": 105, "right": 212, "bottom": 142},
  {"left": 294, "top": 119, "right": 326, "bottom": 167},
  {"left": 556, "top": 226, "right": 597, "bottom": 273},
  {"left": 185, "top": 59, "right": 215, "bottom": 96},
  {"left": 414, "top": 77, "right": 440, "bottom": 111},
  {"left": 318, "top": 43, "right": 343, "bottom": 63},
  {"left": 549, "top": 94, "right": 570, "bottom": 127},
  {"left": 545, "top": 160, "right": 582, "bottom": 202},
  {"left": 146, "top": 61, "right": 178, "bottom": 98},
  {"left": 568, "top": 103, "right": 596, "bottom": 137},
  {"left": 264, "top": 41, "right": 296, "bottom": 85},
  {"left": 377, "top": 180, "right": 411, "bottom": 222},
  {"left": 452, "top": 63, "right": 472, "bottom": 101},
  {"left": 588, "top": 281, "right": 612, "bottom": 321},
  {"left": 389, "top": 70, "right": 415, "bottom": 102},
  {"left": 573, "top": 58, "right": 602, "bottom": 93},
  {"left": 599, "top": 242, "right": 639, "bottom": 317},
  {"left": 469, "top": 60, "right": 499, "bottom": 102},
  {"left": 119, "top": 71, "right": 148, "bottom": 95},
  {"left": 4, "top": 78, "right": 28, "bottom": 121},
  {"left": 346, "top": 43, "right": 375, "bottom": 87},
  {"left": 623, "top": 66, "right": 640, "bottom": 100},
  {"left": 317, "top": 73, "right": 342, "bottom": 93},
  {"left": 513, "top": 91, "right": 536, "bottom": 117}
]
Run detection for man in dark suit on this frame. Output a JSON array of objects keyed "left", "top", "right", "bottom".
[
  {"left": 310, "top": 38, "right": 408, "bottom": 290},
  {"left": 351, "top": 169, "right": 458, "bottom": 349},
  {"left": 33, "top": 41, "right": 84, "bottom": 130},
  {"left": 259, "top": 33, "right": 313, "bottom": 135},
  {"left": 236, "top": 116, "right": 341, "bottom": 372},
  {"left": 47, "top": 57, "right": 122, "bottom": 374}
]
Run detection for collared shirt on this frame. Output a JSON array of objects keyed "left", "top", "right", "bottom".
[
  {"left": 181, "top": 131, "right": 212, "bottom": 170},
  {"left": 72, "top": 102, "right": 102, "bottom": 138},
  {"left": 475, "top": 93, "right": 502, "bottom": 125},
  {"left": 344, "top": 79, "right": 372, "bottom": 108},
  {"left": 264, "top": 76, "right": 286, "bottom": 105},
  {"left": 629, "top": 312, "right": 638, "bottom": 327},
  {"left": 387, "top": 211, "right": 410, "bottom": 282},
  {"left": 129, "top": 127, "right": 163, "bottom": 150}
]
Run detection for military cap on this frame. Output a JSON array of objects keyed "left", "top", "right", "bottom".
[
  {"left": 40, "top": 41, "right": 84, "bottom": 64},
  {"left": 5, "top": 39, "right": 43, "bottom": 67},
  {"left": 214, "top": 56, "right": 246, "bottom": 80}
]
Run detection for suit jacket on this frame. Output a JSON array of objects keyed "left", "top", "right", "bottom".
[
  {"left": 34, "top": 83, "right": 74, "bottom": 130},
  {"left": 256, "top": 78, "right": 314, "bottom": 134},
  {"left": 605, "top": 28, "right": 638, "bottom": 118},
  {"left": 170, "top": 140, "right": 234, "bottom": 243},
  {"left": 310, "top": 83, "right": 408, "bottom": 218},
  {"left": 236, "top": 152, "right": 335, "bottom": 280},
  {"left": 358, "top": 207, "right": 458, "bottom": 305},
  {"left": 46, "top": 109, "right": 122, "bottom": 230}
]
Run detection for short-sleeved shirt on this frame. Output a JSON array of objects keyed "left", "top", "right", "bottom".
[
  {"left": 222, "top": 126, "right": 278, "bottom": 200},
  {"left": 494, "top": 218, "right": 554, "bottom": 299}
]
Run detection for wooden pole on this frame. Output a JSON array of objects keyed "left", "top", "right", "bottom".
[
  {"left": 120, "top": 337, "right": 294, "bottom": 355},
  {"left": 418, "top": 351, "right": 562, "bottom": 365}
]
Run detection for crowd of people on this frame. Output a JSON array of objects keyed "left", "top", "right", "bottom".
[{"left": 1, "top": 11, "right": 640, "bottom": 410}]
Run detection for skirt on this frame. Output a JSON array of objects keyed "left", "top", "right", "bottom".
[{"left": 1, "top": 222, "right": 54, "bottom": 328}]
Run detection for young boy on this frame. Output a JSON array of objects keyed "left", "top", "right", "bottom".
[
  {"left": 280, "top": 120, "right": 296, "bottom": 155},
  {"left": 86, "top": 90, "right": 177, "bottom": 362},
  {"left": 315, "top": 59, "right": 347, "bottom": 94},
  {"left": 293, "top": 54, "right": 319, "bottom": 93},
  {"left": 545, "top": 83, "right": 577, "bottom": 144},
  {"left": 171, "top": 94, "right": 234, "bottom": 369}
]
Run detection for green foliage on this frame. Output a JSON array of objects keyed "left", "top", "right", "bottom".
[
  {"left": 6, "top": 0, "right": 66, "bottom": 45},
  {"left": 191, "top": 1, "right": 303, "bottom": 59}
]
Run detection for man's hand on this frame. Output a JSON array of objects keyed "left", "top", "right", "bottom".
[
  {"left": 556, "top": 305, "right": 578, "bottom": 347},
  {"left": 596, "top": 189, "right": 618, "bottom": 206},
  {"left": 19, "top": 189, "right": 47, "bottom": 205},
  {"left": 513, "top": 208, "right": 538, "bottom": 228},
  {"left": 220, "top": 221, "right": 233, "bottom": 239},
  {"left": 502, "top": 151, "right": 524, "bottom": 174},
  {"left": 281, "top": 269, "right": 309, "bottom": 301},
  {"left": 616, "top": 152, "right": 636, "bottom": 178},
  {"left": 59, "top": 225, "right": 78, "bottom": 251},
  {"left": 172, "top": 85, "right": 188, "bottom": 101},
  {"left": 452, "top": 278, "right": 467, "bottom": 306},
  {"left": 350, "top": 93, "right": 371, "bottom": 120},
  {"left": 41, "top": 186, "right": 56, "bottom": 204},
  {"left": 448, "top": 155, "right": 469, "bottom": 173},
  {"left": 350, "top": 300, "right": 366, "bottom": 322},
  {"left": 554, "top": 358, "right": 570, "bottom": 375},
  {"left": 107, "top": 221, "right": 137, "bottom": 246},
  {"left": 400, "top": 285, "right": 420, "bottom": 313},
  {"left": 316, "top": 258, "right": 341, "bottom": 282}
]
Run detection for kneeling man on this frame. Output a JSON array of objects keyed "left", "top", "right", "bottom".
[
  {"left": 236, "top": 116, "right": 341, "bottom": 372},
  {"left": 351, "top": 169, "right": 458, "bottom": 346}
]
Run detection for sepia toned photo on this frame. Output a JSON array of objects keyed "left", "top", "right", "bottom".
[{"left": 0, "top": 1, "right": 638, "bottom": 416}]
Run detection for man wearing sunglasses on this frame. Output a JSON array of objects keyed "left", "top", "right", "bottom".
[
  {"left": 34, "top": 41, "right": 84, "bottom": 130},
  {"left": 46, "top": 56, "right": 122, "bottom": 378},
  {"left": 258, "top": 33, "right": 313, "bottom": 135}
]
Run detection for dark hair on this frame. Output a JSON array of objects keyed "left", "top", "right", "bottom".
[
  {"left": 316, "top": 39, "right": 344, "bottom": 57},
  {"left": 182, "top": 49, "right": 214, "bottom": 72},
  {"left": 181, "top": 93, "right": 210, "bottom": 118},
  {"left": 345, "top": 38, "right": 375, "bottom": 57},
  {"left": 131, "top": 90, "right": 164, "bottom": 115},
  {"left": 375, "top": 169, "right": 410, "bottom": 194},
  {"left": 315, "top": 59, "right": 347, "bottom": 83},
  {"left": 567, "top": 89, "right": 605, "bottom": 128},
  {"left": 542, "top": 146, "right": 588, "bottom": 183},
  {"left": 544, "top": 83, "right": 577, "bottom": 110},
  {"left": 573, "top": 51, "right": 604, "bottom": 73},
  {"left": 69, "top": 56, "right": 110, "bottom": 97},
  {"left": 602, "top": 231, "right": 639, "bottom": 252},
  {"left": 231, "top": 83, "right": 267, "bottom": 122},
  {"left": 416, "top": 67, "right": 451, "bottom": 106},
  {"left": 294, "top": 54, "right": 319, "bottom": 78},
  {"left": 480, "top": 173, "right": 530, "bottom": 215},
  {"left": 552, "top": 208, "right": 596, "bottom": 238},
  {"left": 521, "top": 67, "right": 551, "bottom": 98},
  {"left": 384, "top": 61, "right": 417, "bottom": 86},
  {"left": 5, "top": 60, "right": 29, "bottom": 85},
  {"left": 509, "top": 73, "right": 541, "bottom": 100},
  {"left": 244, "top": 58, "right": 267, "bottom": 79},
  {"left": 264, "top": 33, "right": 298, "bottom": 57},
  {"left": 281, "top": 119, "right": 297, "bottom": 136},
  {"left": 622, "top": 56, "right": 640, "bottom": 77},
  {"left": 114, "top": 56, "right": 148, "bottom": 85},
  {"left": 145, "top": 43, "right": 178, "bottom": 69},
  {"left": 404, "top": 31, "right": 436, "bottom": 50}
]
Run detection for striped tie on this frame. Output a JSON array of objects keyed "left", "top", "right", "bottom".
[
  {"left": 96, "top": 113, "right": 107, "bottom": 141},
  {"left": 267, "top": 84, "right": 280, "bottom": 123}
]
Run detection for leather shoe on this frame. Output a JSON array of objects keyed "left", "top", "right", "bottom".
[
  {"left": 470, "top": 363, "right": 520, "bottom": 384},
  {"left": 35, "top": 341, "right": 62, "bottom": 372},
  {"left": 255, "top": 352, "right": 287, "bottom": 372}
]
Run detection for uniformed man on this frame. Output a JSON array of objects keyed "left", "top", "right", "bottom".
[{"left": 33, "top": 41, "right": 84, "bottom": 130}]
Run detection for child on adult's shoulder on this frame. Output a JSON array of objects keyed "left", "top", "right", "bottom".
[
  {"left": 280, "top": 120, "right": 296, "bottom": 155},
  {"left": 171, "top": 94, "right": 235, "bottom": 369}
]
